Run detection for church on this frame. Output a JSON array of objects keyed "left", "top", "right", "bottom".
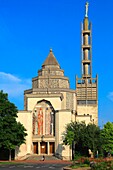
[{"left": 16, "top": 3, "right": 98, "bottom": 160}]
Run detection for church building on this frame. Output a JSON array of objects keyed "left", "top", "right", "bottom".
[{"left": 16, "top": 3, "right": 98, "bottom": 160}]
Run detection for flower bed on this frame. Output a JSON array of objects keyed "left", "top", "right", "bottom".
[{"left": 64, "top": 157, "right": 113, "bottom": 169}]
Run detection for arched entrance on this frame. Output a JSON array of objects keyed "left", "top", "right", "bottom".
[{"left": 32, "top": 100, "right": 55, "bottom": 155}]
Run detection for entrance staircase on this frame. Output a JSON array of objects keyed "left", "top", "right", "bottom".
[{"left": 25, "top": 155, "right": 60, "bottom": 161}]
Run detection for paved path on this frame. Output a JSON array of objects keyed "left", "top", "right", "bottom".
[
  {"left": 0, "top": 155, "right": 71, "bottom": 170},
  {"left": 0, "top": 162, "right": 71, "bottom": 170}
]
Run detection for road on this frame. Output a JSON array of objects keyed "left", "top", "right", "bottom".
[{"left": 0, "top": 162, "right": 69, "bottom": 170}]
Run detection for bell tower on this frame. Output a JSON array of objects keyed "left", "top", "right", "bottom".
[
  {"left": 82, "top": 3, "right": 92, "bottom": 82},
  {"left": 76, "top": 2, "right": 98, "bottom": 125}
]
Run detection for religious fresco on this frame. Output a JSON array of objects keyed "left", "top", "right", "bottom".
[
  {"left": 38, "top": 108, "right": 43, "bottom": 135},
  {"left": 45, "top": 108, "right": 51, "bottom": 135},
  {"left": 32, "top": 101, "right": 54, "bottom": 136}
]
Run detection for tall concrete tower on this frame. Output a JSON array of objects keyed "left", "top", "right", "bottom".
[{"left": 76, "top": 2, "right": 98, "bottom": 125}]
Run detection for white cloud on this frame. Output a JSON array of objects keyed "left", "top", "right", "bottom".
[
  {"left": 0, "top": 72, "right": 31, "bottom": 97},
  {"left": 0, "top": 72, "right": 21, "bottom": 82},
  {"left": 108, "top": 92, "right": 113, "bottom": 101}
]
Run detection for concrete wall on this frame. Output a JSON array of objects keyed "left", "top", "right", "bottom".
[
  {"left": 55, "top": 110, "right": 72, "bottom": 160},
  {"left": 77, "top": 105, "right": 98, "bottom": 125},
  {"left": 16, "top": 111, "right": 33, "bottom": 159},
  {"left": 76, "top": 115, "right": 91, "bottom": 125},
  {"left": 27, "top": 97, "right": 62, "bottom": 111}
]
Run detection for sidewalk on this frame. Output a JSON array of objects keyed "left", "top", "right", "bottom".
[
  {"left": 15, "top": 159, "right": 71, "bottom": 164},
  {"left": 0, "top": 159, "right": 71, "bottom": 164},
  {"left": 0, "top": 155, "right": 72, "bottom": 164}
]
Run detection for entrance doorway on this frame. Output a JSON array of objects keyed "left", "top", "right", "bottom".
[
  {"left": 49, "top": 142, "right": 55, "bottom": 154},
  {"left": 33, "top": 142, "right": 38, "bottom": 154},
  {"left": 40, "top": 142, "right": 47, "bottom": 154}
]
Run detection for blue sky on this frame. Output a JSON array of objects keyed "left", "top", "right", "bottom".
[{"left": 0, "top": 0, "right": 113, "bottom": 127}]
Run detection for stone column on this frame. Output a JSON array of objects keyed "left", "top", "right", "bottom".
[
  {"left": 47, "top": 142, "right": 50, "bottom": 155},
  {"left": 38, "top": 142, "right": 40, "bottom": 155}
]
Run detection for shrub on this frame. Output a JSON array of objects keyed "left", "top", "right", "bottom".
[
  {"left": 83, "top": 159, "right": 90, "bottom": 165},
  {"left": 74, "top": 151, "right": 82, "bottom": 160},
  {"left": 90, "top": 161, "right": 113, "bottom": 170}
]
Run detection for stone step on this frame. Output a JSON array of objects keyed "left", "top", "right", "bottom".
[{"left": 26, "top": 155, "right": 60, "bottom": 161}]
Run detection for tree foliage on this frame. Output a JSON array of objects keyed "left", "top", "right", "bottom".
[
  {"left": 63, "top": 121, "right": 101, "bottom": 157},
  {"left": 0, "top": 90, "right": 27, "bottom": 160},
  {"left": 83, "top": 124, "right": 101, "bottom": 154},
  {"left": 63, "top": 121, "right": 86, "bottom": 146},
  {"left": 101, "top": 122, "right": 113, "bottom": 153}
]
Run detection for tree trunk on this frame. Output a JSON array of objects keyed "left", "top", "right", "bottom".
[
  {"left": 9, "top": 149, "right": 11, "bottom": 161},
  {"left": 72, "top": 141, "right": 76, "bottom": 160}
]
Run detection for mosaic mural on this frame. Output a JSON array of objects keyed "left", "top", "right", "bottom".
[{"left": 32, "top": 101, "right": 54, "bottom": 136}]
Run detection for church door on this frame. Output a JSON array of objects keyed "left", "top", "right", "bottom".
[
  {"left": 49, "top": 142, "right": 55, "bottom": 154},
  {"left": 33, "top": 142, "right": 38, "bottom": 154},
  {"left": 40, "top": 142, "right": 47, "bottom": 154}
]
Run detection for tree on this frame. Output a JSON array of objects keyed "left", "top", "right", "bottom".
[
  {"left": 101, "top": 122, "right": 113, "bottom": 154},
  {"left": 83, "top": 124, "right": 101, "bottom": 156},
  {"left": 0, "top": 90, "right": 27, "bottom": 161},
  {"left": 63, "top": 121, "right": 101, "bottom": 157},
  {"left": 63, "top": 121, "right": 86, "bottom": 146},
  {"left": 63, "top": 121, "right": 87, "bottom": 158}
]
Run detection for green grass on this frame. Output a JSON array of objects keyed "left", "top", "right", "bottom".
[{"left": 71, "top": 163, "right": 89, "bottom": 169}]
